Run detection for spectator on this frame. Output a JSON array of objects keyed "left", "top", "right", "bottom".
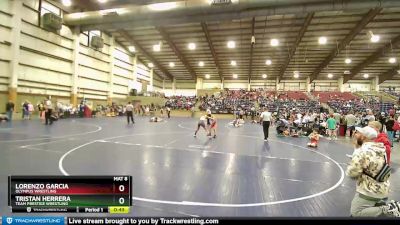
[
  {"left": 385, "top": 116, "right": 395, "bottom": 147},
  {"left": 6, "top": 100, "right": 14, "bottom": 121},
  {"left": 369, "top": 121, "right": 391, "bottom": 165},
  {"left": 346, "top": 126, "right": 399, "bottom": 217}
]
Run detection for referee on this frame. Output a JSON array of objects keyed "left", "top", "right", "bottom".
[
  {"left": 260, "top": 107, "right": 272, "bottom": 141},
  {"left": 125, "top": 102, "right": 134, "bottom": 124}
]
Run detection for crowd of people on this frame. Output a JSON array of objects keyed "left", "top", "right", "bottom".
[
  {"left": 2, "top": 89, "right": 400, "bottom": 217},
  {"left": 164, "top": 96, "right": 196, "bottom": 110}
]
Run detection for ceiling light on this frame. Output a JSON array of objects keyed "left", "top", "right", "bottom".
[
  {"left": 188, "top": 43, "right": 196, "bottom": 50},
  {"left": 370, "top": 34, "right": 380, "bottom": 43},
  {"left": 198, "top": 61, "right": 204, "bottom": 67},
  {"left": 62, "top": 0, "right": 72, "bottom": 7},
  {"left": 344, "top": 70, "right": 351, "bottom": 74},
  {"left": 293, "top": 71, "right": 299, "bottom": 78},
  {"left": 389, "top": 57, "right": 397, "bottom": 64},
  {"left": 270, "top": 39, "right": 279, "bottom": 47},
  {"left": 318, "top": 36, "right": 327, "bottom": 45},
  {"left": 148, "top": 2, "right": 177, "bottom": 11},
  {"left": 345, "top": 58, "right": 352, "bottom": 64},
  {"left": 328, "top": 73, "right": 333, "bottom": 78},
  {"left": 169, "top": 62, "right": 175, "bottom": 68},
  {"left": 148, "top": 63, "right": 154, "bottom": 68},
  {"left": 205, "top": 74, "right": 210, "bottom": 79},
  {"left": 230, "top": 60, "right": 237, "bottom": 66},
  {"left": 265, "top": 59, "right": 272, "bottom": 65},
  {"left": 153, "top": 44, "right": 161, "bottom": 52},
  {"left": 227, "top": 41, "right": 235, "bottom": 49},
  {"left": 233, "top": 74, "right": 238, "bottom": 79},
  {"left": 363, "top": 73, "right": 369, "bottom": 78},
  {"left": 98, "top": 0, "right": 107, "bottom": 3},
  {"left": 128, "top": 46, "right": 135, "bottom": 52},
  {"left": 262, "top": 74, "right": 267, "bottom": 79}
]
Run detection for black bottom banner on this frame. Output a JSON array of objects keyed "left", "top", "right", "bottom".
[{"left": 67, "top": 217, "right": 399, "bottom": 225}]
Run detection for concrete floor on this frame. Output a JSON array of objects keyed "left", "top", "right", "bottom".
[{"left": 0, "top": 116, "right": 399, "bottom": 217}]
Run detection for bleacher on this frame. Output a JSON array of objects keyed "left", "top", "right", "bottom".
[
  {"left": 165, "top": 96, "right": 197, "bottom": 110},
  {"left": 384, "top": 91, "right": 400, "bottom": 98},
  {"left": 276, "top": 91, "right": 309, "bottom": 100},
  {"left": 312, "top": 91, "right": 358, "bottom": 103},
  {"left": 200, "top": 90, "right": 321, "bottom": 114}
]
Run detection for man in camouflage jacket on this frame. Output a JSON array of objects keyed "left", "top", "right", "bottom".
[{"left": 346, "top": 125, "right": 400, "bottom": 217}]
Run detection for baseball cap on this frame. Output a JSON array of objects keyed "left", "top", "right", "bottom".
[{"left": 355, "top": 126, "right": 378, "bottom": 139}]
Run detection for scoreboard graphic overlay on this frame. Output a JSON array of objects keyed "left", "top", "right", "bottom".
[{"left": 8, "top": 176, "right": 132, "bottom": 213}]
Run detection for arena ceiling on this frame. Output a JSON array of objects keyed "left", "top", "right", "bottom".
[{"left": 60, "top": 0, "right": 400, "bottom": 83}]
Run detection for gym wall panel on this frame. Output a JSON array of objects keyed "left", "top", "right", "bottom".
[
  {"left": 113, "top": 47, "right": 131, "bottom": 64},
  {"left": 78, "top": 65, "right": 108, "bottom": 82},
  {"left": 250, "top": 80, "right": 276, "bottom": 90},
  {"left": 153, "top": 79, "right": 163, "bottom": 88},
  {"left": 0, "top": 44, "right": 12, "bottom": 61},
  {"left": 0, "top": 26, "right": 12, "bottom": 43},
  {"left": 223, "top": 82, "right": 248, "bottom": 89},
  {"left": 114, "top": 59, "right": 133, "bottom": 72},
  {"left": 21, "top": 22, "right": 74, "bottom": 49},
  {"left": 113, "top": 94, "right": 127, "bottom": 100},
  {"left": 278, "top": 80, "right": 306, "bottom": 91},
  {"left": 153, "top": 86, "right": 163, "bottom": 92},
  {"left": 18, "top": 64, "right": 72, "bottom": 86},
  {"left": 380, "top": 81, "right": 400, "bottom": 89},
  {"left": 203, "top": 82, "right": 221, "bottom": 89},
  {"left": 176, "top": 82, "right": 196, "bottom": 89},
  {"left": 0, "top": 76, "right": 8, "bottom": 93},
  {"left": 0, "top": 93, "right": 7, "bottom": 112},
  {"left": 164, "top": 82, "right": 172, "bottom": 89},
  {"left": 19, "top": 49, "right": 73, "bottom": 74},
  {"left": 78, "top": 77, "right": 108, "bottom": 92},
  {"left": 163, "top": 89, "right": 196, "bottom": 97},
  {"left": 344, "top": 81, "right": 371, "bottom": 92},
  {"left": 78, "top": 87, "right": 107, "bottom": 96},
  {"left": 137, "top": 64, "right": 150, "bottom": 81},
  {"left": 17, "top": 86, "right": 70, "bottom": 97},
  {"left": 174, "top": 89, "right": 196, "bottom": 96},
  {"left": 78, "top": 53, "right": 109, "bottom": 72},
  {"left": 21, "top": 5, "right": 38, "bottom": 25},
  {"left": 80, "top": 46, "right": 110, "bottom": 62},
  {"left": 79, "top": 33, "right": 89, "bottom": 46},
  {"left": 22, "top": 0, "right": 39, "bottom": 10},
  {"left": 0, "top": 76, "right": 8, "bottom": 83},
  {"left": 112, "top": 85, "right": 128, "bottom": 95},
  {"left": 0, "top": 13, "right": 12, "bottom": 28},
  {"left": 77, "top": 93, "right": 106, "bottom": 100},
  {"left": 113, "top": 66, "right": 131, "bottom": 78},
  {"left": 20, "top": 33, "right": 73, "bottom": 60},
  {"left": 312, "top": 80, "right": 338, "bottom": 91},
  {"left": 17, "top": 81, "right": 70, "bottom": 94},
  {"left": 113, "top": 76, "right": 129, "bottom": 86},
  {"left": 0, "top": 0, "right": 12, "bottom": 14}
]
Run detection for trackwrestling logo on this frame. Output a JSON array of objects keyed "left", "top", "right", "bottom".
[{"left": 2, "top": 217, "right": 64, "bottom": 225}]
